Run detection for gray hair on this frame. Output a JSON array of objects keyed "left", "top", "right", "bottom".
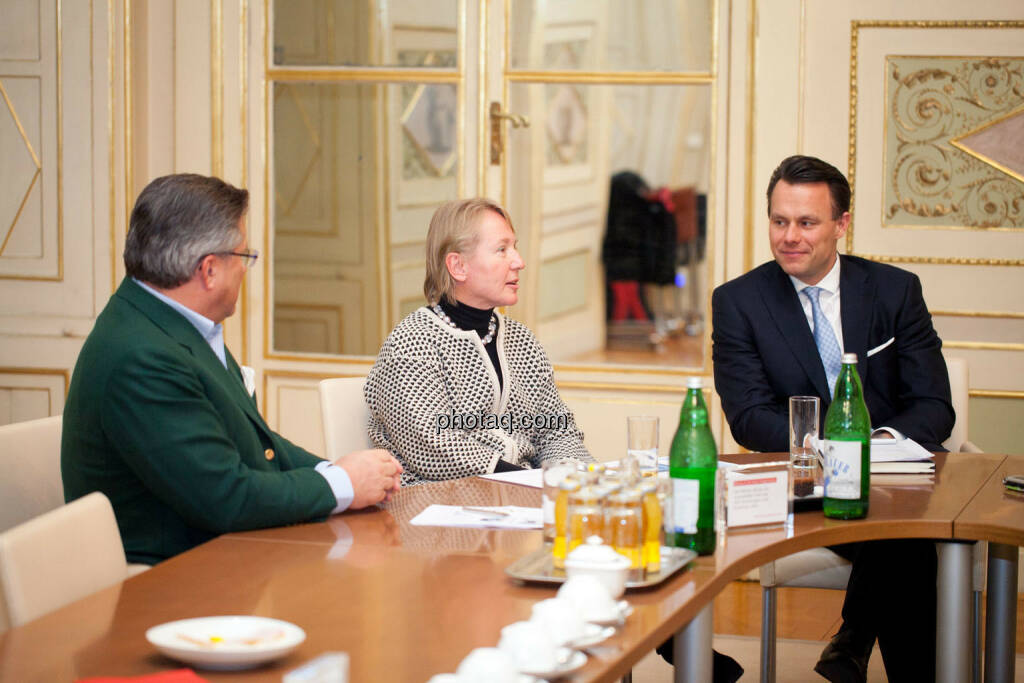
[
  {"left": 423, "top": 198, "right": 514, "bottom": 305},
  {"left": 124, "top": 174, "right": 249, "bottom": 288}
]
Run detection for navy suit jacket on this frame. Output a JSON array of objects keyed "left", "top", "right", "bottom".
[{"left": 711, "top": 255, "right": 954, "bottom": 452}]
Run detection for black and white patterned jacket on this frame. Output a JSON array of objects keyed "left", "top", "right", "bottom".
[{"left": 364, "top": 307, "right": 593, "bottom": 486}]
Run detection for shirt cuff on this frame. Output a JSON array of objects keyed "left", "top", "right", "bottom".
[{"left": 314, "top": 460, "right": 355, "bottom": 514}]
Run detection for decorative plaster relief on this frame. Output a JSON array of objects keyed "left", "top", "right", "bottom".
[{"left": 884, "top": 56, "right": 1024, "bottom": 229}]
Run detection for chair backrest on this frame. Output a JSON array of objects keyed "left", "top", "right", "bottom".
[
  {"left": 943, "top": 354, "right": 968, "bottom": 452},
  {"left": 318, "top": 377, "right": 373, "bottom": 462},
  {"left": 0, "top": 492, "right": 127, "bottom": 631},
  {"left": 0, "top": 415, "right": 64, "bottom": 533}
]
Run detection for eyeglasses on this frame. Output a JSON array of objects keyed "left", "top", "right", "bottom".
[{"left": 214, "top": 249, "right": 259, "bottom": 269}]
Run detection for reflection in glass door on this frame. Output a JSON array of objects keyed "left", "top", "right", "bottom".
[
  {"left": 498, "top": 0, "right": 716, "bottom": 369},
  {"left": 269, "top": 0, "right": 463, "bottom": 357},
  {"left": 267, "top": 0, "right": 717, "bottom": 371}
]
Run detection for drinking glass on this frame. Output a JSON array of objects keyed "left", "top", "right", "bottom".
[
  {"left": 605, "top": 489, "right": 643, "bottom": 579},
  {"left": 541, "top": 458, "right": 578, "bottom": 542},
  {"left": 627, "top": 416, "right": 659, "bottom": 476},
  {"left": 567, "top": 485, "right": 604, "bottom": 555},
  {"left": 789, "top": 395, "right": 821, "bottom": 496}
]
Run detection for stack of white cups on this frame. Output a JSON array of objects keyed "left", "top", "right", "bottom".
[{"left": 427, "top": 573, "right": 627, "bottom": 681}]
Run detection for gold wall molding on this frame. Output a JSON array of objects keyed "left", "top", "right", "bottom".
[
  {"left": 853, "top": 252, "right": 1023, "bottom": 267},
  {"left": 970, "top": 389, "right": 1024, "bottom": 399},
  {"left": 931, "top": 309, "right": 1024, "bottom": 319},
  {"left": 261, "top": 368, "right": 365, "bottom": 416},
  {"left": 846, "top": 19, "right": 1024, "bottom": 263},
  {"left": 943, "top": 341, "right": 1024, "bottom": 352},
  {"left": 0, "top": 366, "right": 71, "bottom": 396},
  {"left": 556, "top": 380, "right": 690, "bottom": 394}
]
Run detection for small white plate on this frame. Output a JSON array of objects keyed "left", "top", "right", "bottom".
[
  {"left": 586, "top": 600, "right": 633, "bottom": 626},
  {"left": 518, "top": 649, "right": 587, "bottom": 679},
  {"left": 146, "top": 616, "right": 305, "bottom": 670},
  {"left": 566, "top": 624, "right": 616, "bottom": 649}
]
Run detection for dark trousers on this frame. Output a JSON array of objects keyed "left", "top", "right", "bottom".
[{"left": 830, "top": 539, "right": 938, "bottom": 683}]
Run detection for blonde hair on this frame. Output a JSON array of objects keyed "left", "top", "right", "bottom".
[{"left": 423, "top": 198, "right": 514, "bottom": 305}]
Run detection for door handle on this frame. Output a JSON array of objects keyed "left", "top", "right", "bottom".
[{"left": 490, "top": 102, "right": 530, "bottom": 165}]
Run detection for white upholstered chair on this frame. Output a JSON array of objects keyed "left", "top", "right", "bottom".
[
  {"left": 0, "top": 492, "right": 128, "bottom": 632},
  {"left": 318, "top": 377, "right": 373, "bottom": 462},
  {"left": 757, "top": 354, "right": 981, "bottom": 682},
  {"left": 0, "top": 415, "right": 65, "bottom": 533}
]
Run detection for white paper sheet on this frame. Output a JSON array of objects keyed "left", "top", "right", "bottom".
[
  {"left": 869, "top": 437, "right": 934, "bottom": 463},
  {"left": 871, "top": 461, "right": 935, "bottom": 474},
  {"left": 409, "top": 504, "right": 542, "bottom": 529},
  {"left": 477, "top": 468, "right": 544, "bottom": 488}
]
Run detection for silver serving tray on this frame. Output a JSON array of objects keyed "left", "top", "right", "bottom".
[{"left": 505, "top": 545, "right": 698, "bottom": 589}]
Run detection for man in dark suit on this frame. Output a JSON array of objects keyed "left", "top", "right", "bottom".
[
  {"left": 62, "top": 174, "right": 402, "bottom": 565},
  {"left": 712, "top": 155, "right": 953, "bottom": 682}
]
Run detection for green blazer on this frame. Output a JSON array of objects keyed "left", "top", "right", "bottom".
[{"left": 62, "top": 278, "right": 335, "bottom": 564}]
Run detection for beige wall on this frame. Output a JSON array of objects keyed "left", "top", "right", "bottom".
[{"left": 0, "top": 0, "right": 1020, "bottom": 460}]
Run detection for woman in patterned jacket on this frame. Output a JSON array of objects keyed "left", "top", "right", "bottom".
[{"left": 364, "top": 198, "right": 594, "bottom": 486}]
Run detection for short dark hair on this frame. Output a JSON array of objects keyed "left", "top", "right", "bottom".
[
  {"left": 124, "top": 174, "right": 249, "bottom": 288},
  {"left": 766, "top": 155, "right": 850, "bottom": 219}
]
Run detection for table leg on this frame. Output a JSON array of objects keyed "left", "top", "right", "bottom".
[
  {"left": 984, "top": 542, "right": 1019, "bottom": 683},
  {"left": 937, "top": 541, "right": 972, "bottom": 683},
  {"left": 673, "top": 603, "right": 713, "bottom": 683}
]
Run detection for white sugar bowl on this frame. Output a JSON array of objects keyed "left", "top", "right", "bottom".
[{"left": 564, "top": 536, "right": 630, "bottom": 598}]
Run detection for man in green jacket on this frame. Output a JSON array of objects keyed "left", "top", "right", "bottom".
[{"left": 62, "top": 173, "right": 402, "bottom": 565}]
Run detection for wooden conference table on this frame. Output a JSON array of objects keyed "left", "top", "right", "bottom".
[{"left": 0, "top": 452, "right": 1020, "bottom": 683}]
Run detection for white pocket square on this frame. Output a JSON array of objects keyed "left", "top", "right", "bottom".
[
  {"left": 240, "top": 365, "right": 256, "bottom": 396},
  {"left": 867, "top": 337, "right": 894, "bottom": 357}
]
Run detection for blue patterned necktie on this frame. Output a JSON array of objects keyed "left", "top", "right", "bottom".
[{"left": 802, "top": 286, "right": 842, "bottom": 397}]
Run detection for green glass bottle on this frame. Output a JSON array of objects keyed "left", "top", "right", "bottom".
[
  {"left": 822, "top": 352, "right": 871, "bottom": 519},
  {"left": 668, "top": 377, "right": 718, "bottom": 555}
]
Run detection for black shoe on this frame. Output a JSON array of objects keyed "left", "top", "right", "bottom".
[
  {"left": 813, "top": 630, "right": 871, "bottom": 683},
  {"left": 655, "top": 638, "right": 744, "bottom": 683}
]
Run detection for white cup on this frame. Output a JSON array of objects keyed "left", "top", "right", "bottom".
[
  {"left": 557, "top": 574, "right": 620, "bottom": 623},
  {"left": 455, "top": 647, "right": 519, "bottom": 683},
  {"left": 498, "top": 620, "right": 559, "bottom": 672},
  {"left": 530, "top": 598, "right": 588, "bottom": 646}
]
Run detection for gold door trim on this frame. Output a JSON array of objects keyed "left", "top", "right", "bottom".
[
  {"left": 505, "top": 71, "right": 714, "bottom": 85},
  {"left": 266, "top": 67, "right": 460, "bottom": 84}
]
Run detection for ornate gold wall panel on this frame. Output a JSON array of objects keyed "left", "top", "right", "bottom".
[
  {"left": 884, "top": 56, "right": 1024, "bottom": 230},
  {"left": 847, "top": 19, "right": 1024, "bottom": 265}
]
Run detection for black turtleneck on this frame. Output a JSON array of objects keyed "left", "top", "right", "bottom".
[
  {"left": 435, "top": 300, "right": 521, "bottom": 473},
  {"left": 436, "top": 299, "right": 503, "bottom": 392}
]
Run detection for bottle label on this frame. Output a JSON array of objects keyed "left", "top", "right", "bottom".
[
  {"left": 672, "top": 478, "right": 699, "bottom": 534},
  {"left": 823, "top": 440, "right": 861, "bottom": 500}
]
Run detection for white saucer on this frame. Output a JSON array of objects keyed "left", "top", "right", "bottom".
[
  {"left": 146, "top": 616, "right": 305, "bottom": 670},
  {"left": 586, "top": 600, "right": 633, "bottom": 626},
  {"left": 566, "top": 624, "right": 616, "bottom": 649},
  {"left": 518, "top": 649, "right": 587, "bottom": 679}
]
